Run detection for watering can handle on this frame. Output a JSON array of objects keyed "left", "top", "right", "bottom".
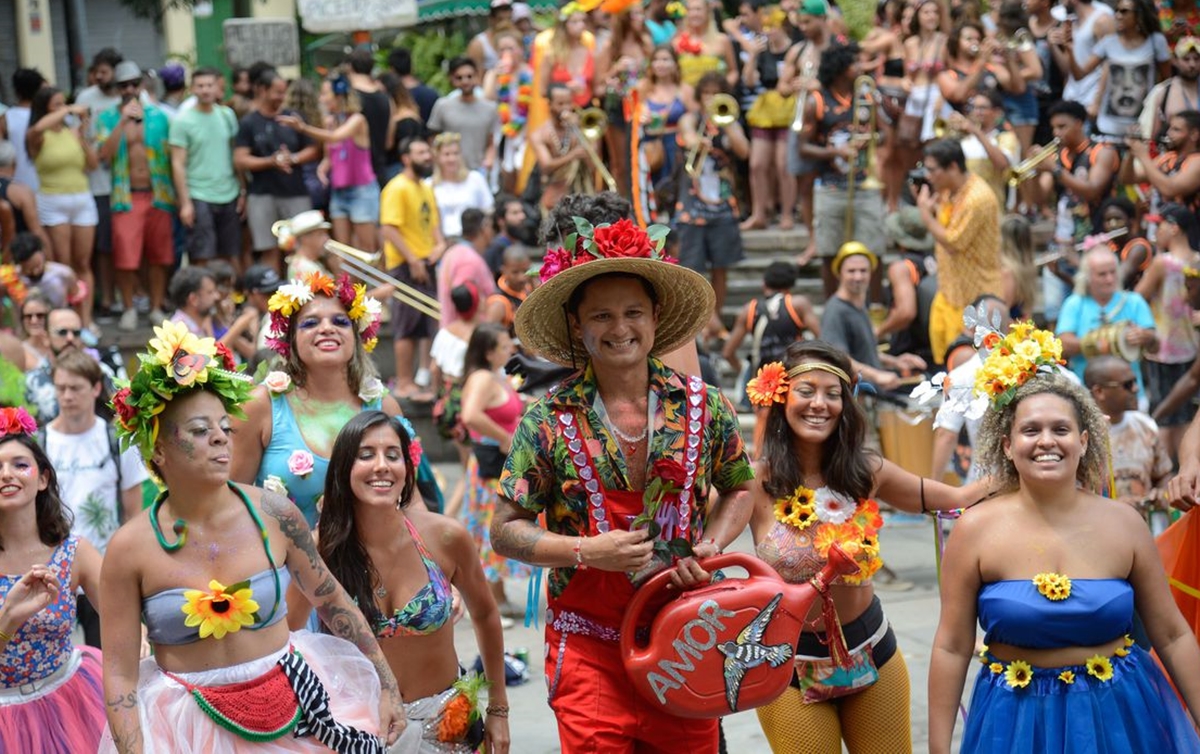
[{"left": 619, "top": 552, "right": 783, "bottom": 659}]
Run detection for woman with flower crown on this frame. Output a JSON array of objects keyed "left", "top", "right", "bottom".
[
  {"left": 0, "top": 406, "right": 106, "bottom": 753},
  {"left": 100, "top": 322, "right": 405, "bottom": 752},
  {"left": 928, "top": 325, "right": 1200, "bottom": 753},
  {"left": 744, "top": 339, "right": 990, "bottom": 753},
  {"left": 230, "top": 270, "right": 397, "bottom": 532}
]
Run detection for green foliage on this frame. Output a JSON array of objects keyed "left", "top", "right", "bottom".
[
  {"left": 375, "top": 29, "right": 468, "bottom": 94},
  {"left": 116, "top": 0, "right": 197, "bottom": 20},
  {"left": 839, "top": 0, "right": 876, "bottom": 42}
]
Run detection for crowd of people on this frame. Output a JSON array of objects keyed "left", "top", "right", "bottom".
[{"left": 2, "top": 0, "right": 1200, "bottom": 750}]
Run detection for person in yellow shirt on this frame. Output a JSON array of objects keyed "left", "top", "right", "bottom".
[
  {"left": 915, "top": 138, "right": 1002, "bottom": 363},
  {"left": 381, "top": 136, "right": 445, "bottom": 401}
]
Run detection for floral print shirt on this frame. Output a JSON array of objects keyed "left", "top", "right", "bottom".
[
  {"left": 499, "top": 358, "right": 753, "bottom": 598},
  {"left": 94, "top": 103, "right": 176, "bottom": 213},
  {"left": 0, "top": 536, "right": 78, "bottom": 686}
]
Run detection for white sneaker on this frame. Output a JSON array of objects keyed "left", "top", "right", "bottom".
[
  {"left": 499, "top": 616, "right": 515, "bottom": 630},
  {"left": 149, "top": 309, "right": 167, "bottom": 324},
  {"left": 415, "top": 368, "right": 431, "bottom": 388},
  {"left": 118, "top": 308, "right": 138, "bottom": 332}
]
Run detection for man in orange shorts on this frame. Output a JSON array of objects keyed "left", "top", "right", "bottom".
[{"left": 95, "top": 60, "right": 176, "bottom": 331}]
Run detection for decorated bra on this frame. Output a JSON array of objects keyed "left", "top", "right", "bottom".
[
  {"left": 756, "top": 485, "right": 885, "bottom": 587},
  {"left": 373, "top": 518, "right": 453, "bottom": 639}
]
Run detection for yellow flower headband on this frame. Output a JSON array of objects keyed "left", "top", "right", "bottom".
[
  {"left": 911, "top": 303, "right": 1065, "bottom": 419},
  {"left": 560, "top": 1, "right": 584, "bottom": 19},
  {"left": 266, "top": 271, "right": 382, "bottom": 357},
  {"left": 746, "top": 361, "right": 852, "bottom": 408}
]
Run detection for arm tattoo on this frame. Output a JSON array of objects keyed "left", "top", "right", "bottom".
[
  {"left": 106, "top": 691, "right": 143, "bottom": 754},
  {"left": 318, "top": 601, "right": 400, "bottom": 696},
  {"left": 492, "top": 517, "right": 545, "bottom": 562},
  {"left": 262, "top": 491, "right": 322, "bottom": 572},
  {"left": 106, "top": 691, "right": 138, "bottom": 711}
]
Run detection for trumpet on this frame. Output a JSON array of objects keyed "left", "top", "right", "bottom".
[
  {"left": 324, "top": 241, "right": 442, "bottom": 321},
  {"left": 685, "top": 93, "right": 740, "bottom": 178},
  {"left": 1092, "top": 134, "right": 1164, "bottom": 146},
  {"left": 1006, "top": 138, "right": 1060, "bottom": 186},
  {"left": 845, "top": 76, "right": 883, "bottom": 240},
  {"left": 1033, "top": 228, "right": 1128, "bottom": 266},
  {"left": 933, "top": 116, "right": 965, "bottom": 139},
  {"left": 569, "top": 107, "right": 618, "bottom": 193},
  {"left": 790, "top": 59, "right": 815, "bottom": 133},
  {"left": 998, "top": 29, "right": 1035, "bottom": 52}
]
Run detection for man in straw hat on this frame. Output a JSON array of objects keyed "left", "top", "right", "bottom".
[{"left": 493, "top": 194, "right": 753, "bottom": 752}]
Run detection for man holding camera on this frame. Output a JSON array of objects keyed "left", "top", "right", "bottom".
[{"left": 915, "top": 139, "right": 1001, "bottom": 364}]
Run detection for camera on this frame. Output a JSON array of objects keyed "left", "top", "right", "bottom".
[{"left": 908, "top": 166, "right": 931, "bottom": 194}]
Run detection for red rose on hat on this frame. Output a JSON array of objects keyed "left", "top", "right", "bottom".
[
  {"left": 592, "top": 219, "right": 654, "bottom": 259},
  {"left": 539, "top": 246, "right": 573, "bottom": 283}
]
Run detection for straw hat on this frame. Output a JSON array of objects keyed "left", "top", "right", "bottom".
[
  {"left": 831, "top": 241, "right": 879, "bottom": 276},
  {"left": 514, "top": 219, "right": 715, "bottom": 366}
]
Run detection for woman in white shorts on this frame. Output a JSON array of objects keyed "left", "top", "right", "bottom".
[{"left": 26, "top": 87, "right": 98, "bottom": 327}]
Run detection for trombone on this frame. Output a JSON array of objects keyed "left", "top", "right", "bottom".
[
  {"left": 844, "top": 76, "right": 883, "bottom": 240},
  {"left": 324, "top": 240, "right": 442, "bottom": 321},
  {"left": 570, "top": 107, "right": 618, "bottom": 193},
  {"left": 999, "top": 29, "right": 1035, "bottom": 52},
  {"left": 790, "top": 59, "right": 815, "bottom": 133},
  {"left": 1006, "top": 138, "right": 1060, "bottom": 187},
  {"left": 685, "top": 93, "right": 740, "bottom": 178}
]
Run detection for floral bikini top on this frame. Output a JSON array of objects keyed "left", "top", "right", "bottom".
[
  {"left": 374, "top": 519, "right": 453, "bottom": 639},
  {"left": 0, "top": 536, "right": 78, "bottom": 687},
  {"left": 756, "top": 486, "right": 884, "bottom": 587}
]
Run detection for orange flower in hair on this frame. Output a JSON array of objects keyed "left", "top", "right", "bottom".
[{"left": 746, "top": 362, "right": 789, "bottom": 407}]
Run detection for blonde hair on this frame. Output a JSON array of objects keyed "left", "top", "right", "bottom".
[
  {"left": 432, "top": 132, "right": 468, "bottom": 184},
  {"left": 1000, "top": 214, "right": 1037, "bottom": 315},
  {"left": 549, "top": 11, "right": 587, "bottom": 69}
]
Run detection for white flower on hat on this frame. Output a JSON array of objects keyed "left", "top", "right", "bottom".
[{"left": 276, "top": 282, "right": 314, "bottom": 308}]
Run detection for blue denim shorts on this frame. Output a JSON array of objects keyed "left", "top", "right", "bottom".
[
  {"left": 1002, "top": 89, "right": 1039, "bottom": 127},
  {"left": 329, "top": 182, "right": 380, "bottom": 223}
]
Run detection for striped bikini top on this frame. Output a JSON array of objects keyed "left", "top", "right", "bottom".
[{"left": 374, "top": 518, "right": 453, "bottom": 639}]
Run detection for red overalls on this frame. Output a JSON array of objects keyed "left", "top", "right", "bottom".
[{"left": 545, "top": 377, "right": 718, "bottom": 754}]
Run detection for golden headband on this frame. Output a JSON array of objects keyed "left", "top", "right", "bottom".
[
  {"left": 746, "top": 360, "right": 851, "bottom": 407},
  {"left": 787, "top": 362, "right": 851, "bottom": 384}
]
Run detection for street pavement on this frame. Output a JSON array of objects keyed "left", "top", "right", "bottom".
[{"left": 438, "top": 459, "right": 967, "bottom": 754}]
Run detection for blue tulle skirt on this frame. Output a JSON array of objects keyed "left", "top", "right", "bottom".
[{"left": 962, "top": 646, "right": 1200, "bottom": 753}]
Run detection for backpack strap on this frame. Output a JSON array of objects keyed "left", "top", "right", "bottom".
[
  {"left": 744, "top": 298, "right": 758, "bottom": 331},
  {"left": 783, "top": 294, "right": 805, "bottom": 331},
  {"left": 106, "top": 420, "right": 123, "bottom": 500}
]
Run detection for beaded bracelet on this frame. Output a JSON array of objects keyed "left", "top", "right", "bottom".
[
  {"left": 486, "top": 704, "right": 510, "bottom": 718},
  {"left": 574, "top": 536, "right": 588, "bottom": 569}
]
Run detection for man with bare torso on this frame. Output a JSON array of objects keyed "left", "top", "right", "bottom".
[
  {"left": 531, "top": 83, "right": 596, "bottom": 212},
  {"left": 96, "top": 61, "right": 176, "bottom": 331}
]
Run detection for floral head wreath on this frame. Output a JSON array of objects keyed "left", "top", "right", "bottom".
[
  {"left": 266, "top": 271, "right": 383, "bottom": 358},
  {"left": 910, "top": 303, "right": 1066, "bottom": 420},
  {"left": 0, "top": 407, "right": 38, "bottom": 439},
  {"left": 111, "top": 321, "right": 255, "bottom": 464},
  {"left": 745, "top": 361, "right": 853, "bottom": 408},
  {"left": 560, "top": 1, "right": 584, "bottom": 18}
]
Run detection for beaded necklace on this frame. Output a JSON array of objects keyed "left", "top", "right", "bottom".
[{"left": 150, "top": 481, "right": 282, "bottom": 628}]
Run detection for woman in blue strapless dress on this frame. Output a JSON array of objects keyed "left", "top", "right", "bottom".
[{"left": 928, "top": 366, "right": 1200, "bottom": 754}]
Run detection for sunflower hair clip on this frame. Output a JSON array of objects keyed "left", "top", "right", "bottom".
[
  {"left": 910, "top": 303, "right": 1066, "bottom": 418},
  {"left": 745, "top": 361, "right": 853, "bottom": 408}
]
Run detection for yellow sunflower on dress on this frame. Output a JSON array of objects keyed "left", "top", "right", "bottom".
[
  {"left": 1004, "top": 660, "right": 1033, "bottom": 689},
  {"left": 1086, "top": 655, "right": 1114, "bottom": 682},
  {"left": 1058, "top": 670, "right": 1075, "bottom": 684},
  {"left": 181, "top": 579, "right": 261, "bottom": 640}
]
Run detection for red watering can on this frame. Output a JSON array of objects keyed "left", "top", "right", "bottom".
[{"left": 620, "top": 546, "right": 858, "bottom": 718}]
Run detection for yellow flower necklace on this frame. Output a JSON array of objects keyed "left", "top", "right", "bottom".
[{"left": 774, "top": 485, "right": 884, "bottom": 585}]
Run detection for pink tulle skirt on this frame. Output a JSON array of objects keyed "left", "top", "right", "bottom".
[
  {"left": 0, "top": 646, "right": 107, "bottom": 754},
  {"left": 99, "top": 631, "right": 382, "bottom": 753}
]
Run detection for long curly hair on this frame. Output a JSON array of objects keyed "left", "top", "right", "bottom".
[
  {"left": 976, "top": 372, "right": 1109, "bottom": 493},
  {"left": 0, "top": 435, "right": 72, "bottom": 551},
  {"left": 758, "top": 341, "right": 878, "bottom": 502},
  {"left": 318, "top": 410, "right": 417, "bottom": 628}
]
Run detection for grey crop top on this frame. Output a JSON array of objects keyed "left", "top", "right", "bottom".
[{"left": 141, "top": 566, "right": 291, "bottom": 645}]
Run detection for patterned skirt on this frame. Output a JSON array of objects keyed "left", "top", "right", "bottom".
[{"left": 463, "top": 455, "right": 532, "bottom": 584}]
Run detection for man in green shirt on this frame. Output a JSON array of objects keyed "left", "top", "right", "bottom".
[{"left": 169, "top": 67, "right": 244, "bottom": 271}]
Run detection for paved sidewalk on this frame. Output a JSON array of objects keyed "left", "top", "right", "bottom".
[{"left": 446, "top": 496, "right": 967, "bottom": 753}]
